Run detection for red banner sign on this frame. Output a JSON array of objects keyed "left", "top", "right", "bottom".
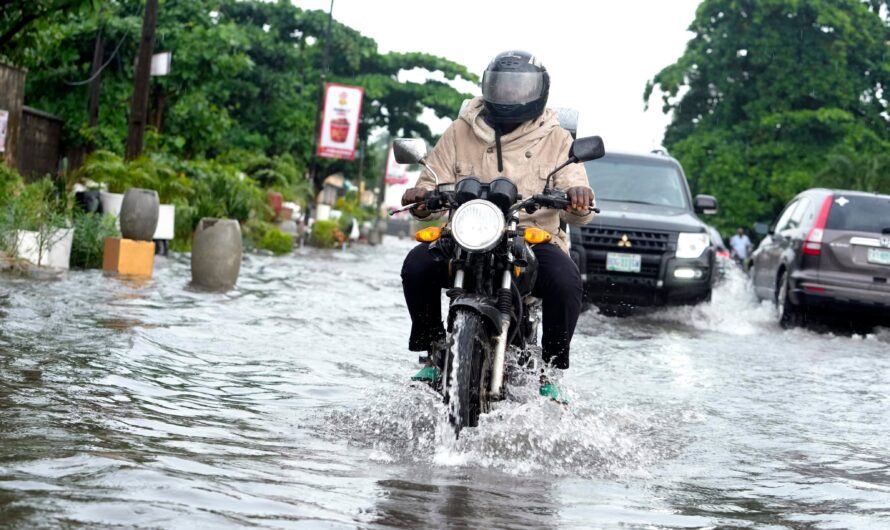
[{"left": 317, "top": 83, "right": 364, "bottom": 160}]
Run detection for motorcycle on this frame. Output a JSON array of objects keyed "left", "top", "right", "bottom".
[{"left": 390, "top": 135, "right": 605, "bottom": 437}]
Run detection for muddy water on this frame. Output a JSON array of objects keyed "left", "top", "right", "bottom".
[{"left": 1, "top": 238, "right": 888, "bottom": 528}]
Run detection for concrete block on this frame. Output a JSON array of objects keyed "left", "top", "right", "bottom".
[{"left": 102, "top": 237, "right": 154, "bottom": 278}]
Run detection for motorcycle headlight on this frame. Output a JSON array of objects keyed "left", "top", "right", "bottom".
[
  {"left": 676, "top": 232, "right": 710, "bottom": 259},
  {"left": 450, "top": 199, "right": 505, "bottom": 252}
]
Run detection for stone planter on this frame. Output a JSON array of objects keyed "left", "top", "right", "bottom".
[
  {"left": 15, "top": 228, "right": 74, "bottom": 270},
  {"left": 120, "top": 188, "right": 160, "bottom": 241},
  {"left": 191, "top": 218, "right": 242, "bottom": 291},
  {"left": 152, "top": 204, "right": 175, "bottom": 241},
  {"left": 99, "top": 191, "right": 124, "bottom": 218}
]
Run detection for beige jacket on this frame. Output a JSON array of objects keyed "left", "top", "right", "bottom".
[{"left": 415, "top": 97, "right": 595, "bottom": 253}]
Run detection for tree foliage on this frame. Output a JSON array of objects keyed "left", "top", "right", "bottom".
[
  {"left": 646, "top": 0, "right": 890, "bottom": 231},
  {"left": 7, "top": 0, "right": 475, "bottom": 188}
]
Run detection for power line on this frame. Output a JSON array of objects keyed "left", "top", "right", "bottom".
[{"left": 63, "top": 28, "right": 130, "bottom": 86}]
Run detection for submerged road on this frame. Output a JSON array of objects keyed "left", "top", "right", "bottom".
[{"left": 1, "top": 237, "right": 888, "bottom": 528}]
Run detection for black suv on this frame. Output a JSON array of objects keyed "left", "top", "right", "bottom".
[{"left": 569, "top": 151, "right": 719, "bottom": 310}]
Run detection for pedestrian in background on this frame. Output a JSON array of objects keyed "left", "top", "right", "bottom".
[{"left": 729, "top": 227, "right": 753, "bottom": 268}]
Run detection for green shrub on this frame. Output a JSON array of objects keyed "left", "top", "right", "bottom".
[
  {"left": 186, "top": 160, "right": 264, "bottom": 223},
  {"left": 70, "top": 211, "right": 119, "bottom": 269},
  {"left": 0, "top": 178, "right": 69, "bottom": 261},
  {"left": 257, "top": 226, "right": 294, "bottom": 255},
  {"left": 311, "top": 220, "right": 340, "bottom": 249},
  {"left": 0, "top": 164, "right": 23, "bottom": 208}
]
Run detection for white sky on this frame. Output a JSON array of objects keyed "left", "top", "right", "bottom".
[{"left": 296, "top": 0, "right": 700, "bottom": 152}]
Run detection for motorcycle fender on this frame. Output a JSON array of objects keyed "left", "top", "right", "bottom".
[{"left": 449, "top": 294, "right": 502, "bottom": 331}]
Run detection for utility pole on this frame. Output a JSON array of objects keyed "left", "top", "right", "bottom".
[
  {"left": 308, "top": 0, "right": 334, "bottom": 191},
  {"left": 125, "top": 0, "right": 159, "bottom": 160}
]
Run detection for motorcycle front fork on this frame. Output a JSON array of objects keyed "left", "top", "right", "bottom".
[{"left": 447, "top": 266, "right": 511, "bottom": 401}]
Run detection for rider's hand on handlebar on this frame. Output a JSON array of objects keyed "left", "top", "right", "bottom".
[
  {"left": 401, "top": 187, "right": 430, "bottom": 217},
  {"left": 565, "top": 186, "right": 594, "bottom": 213}
]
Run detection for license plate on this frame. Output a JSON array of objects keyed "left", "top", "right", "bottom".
[
  {"left": 606, "top": 252, "right": 642, "bottom": 273},
  {"left": 867, "top": 247, "right": 890, "bottom": 265}
]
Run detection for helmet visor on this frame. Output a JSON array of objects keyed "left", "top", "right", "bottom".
[{"left": 482, "top": 71, "right": 545, "bottom": 105}]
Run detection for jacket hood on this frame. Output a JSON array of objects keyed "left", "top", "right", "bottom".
[{"left": 459, "top": 96, "right": 559, "bottom": 147}]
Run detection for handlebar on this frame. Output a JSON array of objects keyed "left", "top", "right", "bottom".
[{"left": 389, "top": 188, "right": 597, "bottom": 216}]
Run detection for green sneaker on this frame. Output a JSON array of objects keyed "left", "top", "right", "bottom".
[
  {"left": 411, "top": 365, "right": 440, "bottom": 382},
  {"left": 539, "top": 383, "right": 569, "bottom": 404}
]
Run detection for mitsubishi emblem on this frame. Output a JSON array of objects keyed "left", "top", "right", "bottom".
[
  {"left": 617, "top": 234, "right": 633, "bottom": 248},
  {"left": 881, "top": 235, "right": 890, "bottom": 248}
]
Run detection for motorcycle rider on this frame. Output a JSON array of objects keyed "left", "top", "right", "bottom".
[{"left": 400, "top": 50, "right": 596, "bottom": 401}]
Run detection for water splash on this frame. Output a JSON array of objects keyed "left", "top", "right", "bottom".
[{"left": 324, "top": 372, "right": 676, "bottom": 478}]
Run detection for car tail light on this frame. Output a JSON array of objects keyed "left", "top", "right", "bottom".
[
  {"left": 716, "top": 250, "right": 730, "bottom": 259},
  {"left": 803, "top": 196, "right": 834, "bottom": 256}
]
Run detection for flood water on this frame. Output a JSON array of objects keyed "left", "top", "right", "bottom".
[{"left": 1, "top": 237, "right": 889, "bottom": 529}]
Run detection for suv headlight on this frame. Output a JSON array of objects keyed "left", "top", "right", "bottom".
[
  {"left": 676, "top": 232, "right": 710, "bottom": 259},
  {"left": 450, "top": 199, "right": 505, "bottom": 252}
]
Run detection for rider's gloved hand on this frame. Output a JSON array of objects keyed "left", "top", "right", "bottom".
[
  {"left": 401, "top": 187, "right": 430, "bottom": 218},
  {"left": 565, "top": 186, "right": 594, "bottom": 213}
]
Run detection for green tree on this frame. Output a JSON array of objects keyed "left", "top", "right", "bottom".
[
  {"left": 645, "top": 0, "right": 890, "bottom": 230},
  {"left": 815, "top": 149, "right": 890, "bottom": 193},
  {"left": 11, "top": 0, "right": 474, "bottom": 172},
  {"left": 0, "top": 0, "right": 92, "bottom": 54}
]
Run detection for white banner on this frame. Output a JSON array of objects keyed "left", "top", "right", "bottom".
[
  {"left": 317, "top": 83, "right": 364, "bottom": 160},
  {"left": 0, "top": 109, "right": 8, "bottom": 153},
  {"left": 384, "top": 144, "right": 409, "bottom": 184}
]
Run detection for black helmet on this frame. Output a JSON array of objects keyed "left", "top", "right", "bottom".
[{"left": 481, "top": 50, "right": 550, "bottom": 125}]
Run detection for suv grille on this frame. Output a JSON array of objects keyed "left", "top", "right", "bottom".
[
  {"left": 578, "top": 227, "right": 670, "bottom": 253},
  {"left": 576, "top": 226, "right": 672, "bottom": 279}
]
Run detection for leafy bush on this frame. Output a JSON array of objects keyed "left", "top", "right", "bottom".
[
  {"left": 183, "top": 160, "right": 264, "bottom": 223},
  {"left": 76, "top": 150, "right": 191, "bottom": 203},
  {"left": 70, "top": 211, "right": 119, "bottom": 269},
  {"left": 0, "top": 178, "right": 69, "bottom": 262},
  {"left": 0, "top": 164, "right": 24, "bottom": 208},
  {"left": 257, "top": 226, "right": 294, "bottom": 255},
  {"left": 311, "top": 220, "right": 340, "bottom": 249}
]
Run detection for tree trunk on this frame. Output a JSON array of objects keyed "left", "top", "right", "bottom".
[{"left": 87, "top": 31, "right": 104, "bottom": 130}]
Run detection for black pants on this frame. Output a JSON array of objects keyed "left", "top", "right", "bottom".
[{"left": 400, "top": 243, "right": 582, "bottom": 369}]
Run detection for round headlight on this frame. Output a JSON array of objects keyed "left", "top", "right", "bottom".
[{"left": 450, "top": 199, "right": 505, "bottom": 252}]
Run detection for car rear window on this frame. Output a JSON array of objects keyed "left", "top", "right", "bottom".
[
  {"left": 583, "top": 155, "right": 688, "bottom": 209},
  {"left": 825, "top": 194, "right": 890, "bottom": 233}
]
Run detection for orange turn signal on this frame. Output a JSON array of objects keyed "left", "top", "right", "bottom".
[
  {"left": 415, "top": 226, "right": 442, "bottom": 243},
  {"left": 523, "top": 227, "right": 551, "bottom": 245}
]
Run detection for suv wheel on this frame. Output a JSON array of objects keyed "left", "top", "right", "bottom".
[{"left": 776, "top": 270, "right": 803, "bottom": 329}]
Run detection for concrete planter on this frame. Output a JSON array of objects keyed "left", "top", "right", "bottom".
[
  {"left": 99, "top": 191, "right": 124, "bottom": 218},
  {"left": 316, "top": 204, "right": 332, "bottom": 221},
  {"left": 191, "top": 218, "right": 242, "bottom": 291},
  {"left": 152, "top": 204, "right": 175, "bottom": 241},
  {"left": 15, "top": 228, "right": 74, "bottom": 270},
  {"left": 120, "top": 188, "right": 159, "bottom": 241}
]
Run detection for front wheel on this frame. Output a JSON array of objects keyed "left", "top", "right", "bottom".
[{"left": 444, "top": 310, "right": 491, "bottom": 437}]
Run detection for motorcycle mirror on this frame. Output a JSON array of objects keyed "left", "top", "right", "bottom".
[
  {"left": 543, "top": 135, "right": 606, "bottom": 190},
  {"left": 393, "top": 138, "right": 430, "bottom": 165},
  {"left": 569, "top": 136, "right": 605, "bottom": 163}
]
